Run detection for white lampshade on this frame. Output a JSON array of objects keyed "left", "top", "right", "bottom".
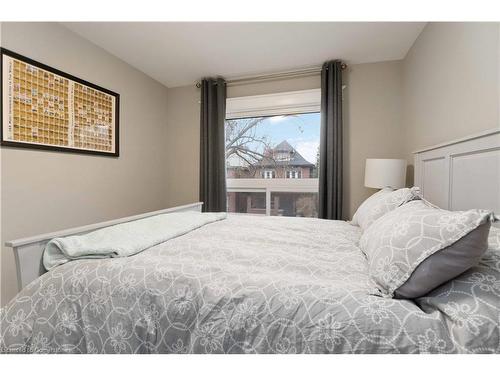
[{"left": 364, "top": 159, "right": 407, "bottom": 189}]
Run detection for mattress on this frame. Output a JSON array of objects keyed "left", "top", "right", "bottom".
[{"left": 1, "top": 215, "right": 499, "bottom": 353}]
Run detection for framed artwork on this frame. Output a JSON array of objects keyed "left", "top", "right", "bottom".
[{"left": 1, "top": 48, "right": 119, "bottom": 157}]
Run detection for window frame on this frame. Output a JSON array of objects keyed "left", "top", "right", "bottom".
[
  {"left": 263, "top": 170, "right": 275, "bottom": 179},
  {"left": 225, "top": 89, "right": 320, "bottom": 216},
  {"left": 226, "top": 89, "right": 320, "bottom": 120}
]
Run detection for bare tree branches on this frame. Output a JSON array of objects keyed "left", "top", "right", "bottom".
[
  {"left": 225, "top": 115, "right": 306, "bottom": 177},
  {"left": 225, "top": 117, "right": 274, "bottom": 172}
]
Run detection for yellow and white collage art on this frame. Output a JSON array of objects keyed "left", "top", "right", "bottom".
[{"left": 2, "top": 54, "right": 115, "bottom": 153}]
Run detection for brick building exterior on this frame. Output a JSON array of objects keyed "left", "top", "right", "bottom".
[{"left": 227, "top": 140, "right": 318, "bottom": 216}]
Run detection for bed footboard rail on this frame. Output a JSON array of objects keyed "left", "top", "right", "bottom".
[{"left": 5, "top": 202, "right": 203, "bottom": 291}]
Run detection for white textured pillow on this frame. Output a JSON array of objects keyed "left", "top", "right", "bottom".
[
  {"left": 360, "top": 200, "right": 493, "bottom": 298},
  {"left": 351, "top": 187, "right": 420, "bottom": 231}
]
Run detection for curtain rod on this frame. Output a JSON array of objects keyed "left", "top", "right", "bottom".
[{"left": 195, "top": 63, "right": 347, "bottom": 88}]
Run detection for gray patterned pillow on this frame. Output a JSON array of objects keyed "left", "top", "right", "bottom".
[
  {"left": 360, "top": 200, "right": 493, "bottom": 298},
  {"left": 351, "top": 187, "right": 420, "bottom": 231}
]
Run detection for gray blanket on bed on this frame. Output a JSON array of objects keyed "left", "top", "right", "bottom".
[{"left": 1, "top": 215, "right": 499, "bottom": 354}]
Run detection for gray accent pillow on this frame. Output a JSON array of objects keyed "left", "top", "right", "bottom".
[
  {"left": 394, "top": 220, "right": 491, "bottom": 299},
  {"left": 351, "top": 187, "right": 420, "bottom": 231},
  {"left": 360, "top": 199, "right": 493, "bottom": 298}
]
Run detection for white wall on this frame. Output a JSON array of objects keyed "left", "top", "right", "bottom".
[
  {"left": 402, "top": 22, "right": 500, "bottom": 173},
  {"left": 345, "top": 61, "right": 405, "bottom": 216},
  {"left": 0, "top": 23, "right": 171, "bottom": 306}
]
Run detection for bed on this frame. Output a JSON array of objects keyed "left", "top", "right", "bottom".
[{"left": 1, "top": 129, "right": 499, "bottom": 354}]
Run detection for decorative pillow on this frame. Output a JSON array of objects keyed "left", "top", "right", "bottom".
[
  {"left": 360, "top": 199, "right": 493, "bottom": 299},
  {"left": 351, "top": 187, "right": 420, "bottom": 231}
]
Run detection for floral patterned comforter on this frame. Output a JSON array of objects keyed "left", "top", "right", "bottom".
[{"left": 1, "top": 215, "right": 499, "bottom": 353}]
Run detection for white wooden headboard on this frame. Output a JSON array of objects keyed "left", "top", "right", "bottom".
[{"left": 414, "top": 128, "right": 500, "bottom": 215}]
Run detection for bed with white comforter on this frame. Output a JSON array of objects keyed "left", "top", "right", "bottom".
[{"left": 1, "top": 215, "right": 499, "bottom": 353}]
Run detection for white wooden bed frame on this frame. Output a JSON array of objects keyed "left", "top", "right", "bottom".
[
  {"left": 414, "top": 128, "right": 499, "bottom": 216},
  {"left": 5, "top": 202, "right": 203, "bottom": 291}
]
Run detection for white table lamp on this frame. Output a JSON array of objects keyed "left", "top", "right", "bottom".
[{"left": 364, "top": 158, "right": 407, "bottom": 189}]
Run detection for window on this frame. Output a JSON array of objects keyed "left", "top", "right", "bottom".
[
  {"left": 225, "top": 90, "right": 320, "bottom": 218},
  {"left": 263, "top": 170, "right": 275, "bottom": 179},
  {"left": 225, "top": 113, "right": 319, "bottom": 182},
  {"left": 270, "top": 192, "right": 318, "bottom": 217},
  {"left": 274, "top": 152, "right": 291, "bottom": 162},
  {"left": 226, "top": 192, "right": 266, "bottom": 215}
]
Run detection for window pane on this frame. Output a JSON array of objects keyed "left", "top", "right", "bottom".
[
  {"left": 225, "top": 113, "right": 320, "bottom": 179},
  {"left": 226, "top": 112, "right": 320, "bottom": 218},
  {"left": 270, "top": 192, "right": 318, "bottom": 218},
  {"left": 227, "top": 192, "right": 266, "bottom": 215}
]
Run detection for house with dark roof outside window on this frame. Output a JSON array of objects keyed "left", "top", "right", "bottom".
[
  {"left": 227, "top": 140, "right": 318, "bottom": 217},
  {"left": 227, "top": 140, "right": 316, "bottom": 179}
]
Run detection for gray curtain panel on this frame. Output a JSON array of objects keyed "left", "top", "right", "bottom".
[
  {"left": 319, "top": 61, "right": 343, "bottom": 220},
  {"left": 199, "top": 78, "right": 227, "bottom": 212}
]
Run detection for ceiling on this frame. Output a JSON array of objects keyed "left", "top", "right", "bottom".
[{"left": 63, "top": 22, "right": 426, "bottom": 88}]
